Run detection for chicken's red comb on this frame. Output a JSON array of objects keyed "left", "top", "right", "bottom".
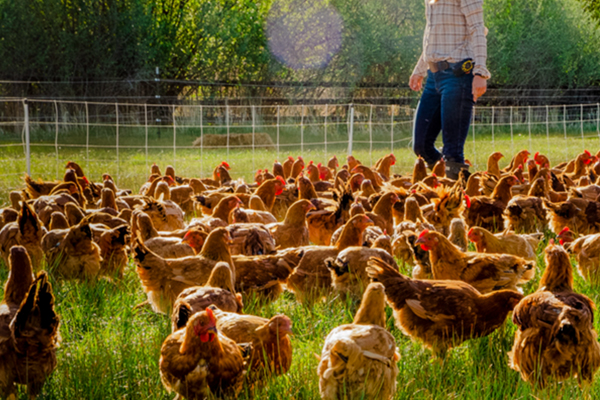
[
  {"left": 584, "top": 150, "right": 591, "bottom": 157},
  {"left": 534, "top": 152, "right": 539, "bottom": 160},
  {"left": 298, "top": 156, "right": 303, "bottom": 160},
  {"left": 517, "top": 164, "right": 523, "bottom": 170},
  {"left": 220, "top": 161, "right": 230, "bottom": 169},
  {"left": 468, "top": 228, "right": 474, "bottom": 236},
  {"left": 184, "top": 230, "right": 193, "bottom": 239},
  {"left": 276, "top": 176, "right": 286, "bottom": 185},
  {"left": 559, "top": 226, "right": 570, "bottom": 235},
  {"left": 83, "top": 177, "right": 90, "bottom": 184},
  {"left": 205, "top": 307, "right": 217, "bottom": 324},
  {"left": 418, "top": 229, "right": 429, "bottom": 238},
  {"left": 431, "top": 173, "right": 436, "bottom": 177},
  {"left": 309, "top": 160, "right": 314, "bottom": 165},
  {"left": 288, "top": 156, "right": 294, "bottom": 160},
  {"left": 465, "top": 195, "right": 471, "bottom": 208}
]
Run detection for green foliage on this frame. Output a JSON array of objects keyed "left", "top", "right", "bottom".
[
  {"left": 0, "top": 0, "right": 599, "bottom": 97},
  {"left": 579, "top": 0, "right": 600, "bottom": 23},
  {"left": 485, "top": 0, "right": 600, "bottom": 87}
]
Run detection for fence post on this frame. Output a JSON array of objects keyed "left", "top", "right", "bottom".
[
  {"left": 369, "top": 104, "right": 373, "bottom": 165},
  {"left": 85, "top": 102, "right": 90, "bottom": 174},
  {"left": 509, "top": 106, "right": 514, "bottom": 155},
  {"left": 390, "top": 106, "right": 394, "bottom": 153},
  {"left": 348, "top": 104, "right": 354, "bottom": 155},
  {"left": 324, "top": 104, "right": 328, "bottom": 159},
  {"left": 200, "top": 105, "right": 203, "bottom": 177},
  {"left": 276, "top": 105, "right": 280, "bottom": 160},
  {"left": 115, "top": 102, "right": 120, "bottom": 181},
  {"left": 581, "top": 104, "right": 584, "bottom": 144},
  {"left": 144, "top": 104, "right": 149, "bottom": 170},
  {"left": 491, "top": 106, "right": 495, "bottom": 150},
  {"left": 471, "top": 108, "right": 476, "bottom": 167},
  {"left": 54, "top": 100, "right": 59, "bottom": 179},
  {"left": 251, "top": 105, "right": 256, "bottom": 172},
  {"left": 172, "top": 104, "right": 177, "bottom": 169},
  {"left": 527, "top": 106, "right": 532, "bottom": 151},
  {"left": 563, "top": 105, "right": 568, "bottom": 160},
  {"left": 546, "top": 105, "right": 550, "bottom": 154},
  {"left": 226, "top": 104, "right": 230, "bottom": 160},
  {"left": 23, "top": 99, "right": 30, "bottom": 176},
  {"left": 300, "top": 104, "right": 305, "bottom": 153}
]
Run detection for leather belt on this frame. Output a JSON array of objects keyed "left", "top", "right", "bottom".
[{"left": 428, "top": 60, "right": 460, "bottom": 73}]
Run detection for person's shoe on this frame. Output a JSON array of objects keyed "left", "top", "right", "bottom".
[{"left": 445, "top": 161, "right": 470, "bottom": 180}]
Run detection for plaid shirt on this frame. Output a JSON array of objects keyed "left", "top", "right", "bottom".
[{"left": 412, "top": 0, "right": 491, "bottom": 79}]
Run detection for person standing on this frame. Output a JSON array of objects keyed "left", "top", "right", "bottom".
[{"left": 410, "top": 0, "right": 490, "bottom": 179}]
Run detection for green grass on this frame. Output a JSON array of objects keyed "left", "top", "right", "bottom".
[
  {"left": 1, "top": 127, "right": 600, "bottom": 399},
  {"left": 2, "top": 235, "right": 600, "bottom": 399}
]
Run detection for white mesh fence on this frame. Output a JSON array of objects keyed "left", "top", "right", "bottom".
[{"left": 0, "top": 98, "right": 599, "bottom": 184}]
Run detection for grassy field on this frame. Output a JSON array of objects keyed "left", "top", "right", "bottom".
[
  {"left": 2, "top": 234, "right": 600, "bottom": 399},
  {"left": 1, "top": 131, "right": 600, "bottom": 399}
]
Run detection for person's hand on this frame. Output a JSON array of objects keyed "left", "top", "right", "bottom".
[
  {"left": 409, "top": 74, "right": 424, "bottom": 91},
  {"left": 472, "top": 75, "right": 487, "bottom": 102}
]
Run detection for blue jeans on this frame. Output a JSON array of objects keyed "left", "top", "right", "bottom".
[{"left": 412, "top": 69, "right": 474, "bottom": 165}]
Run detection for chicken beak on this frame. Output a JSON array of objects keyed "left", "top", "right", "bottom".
[{"left": 415, "top": 237, "right": 425, "bottom": 245}]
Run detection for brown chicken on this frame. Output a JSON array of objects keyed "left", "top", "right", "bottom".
[
  {"left": 43, "top": 217, "right": 102, "bottom": 280},
  {"left": 448, "top": 218, "right": 469, "bottom": 252},
  {"left": 132, "top": 227, "right": 233, "bottom": 314},
  {"left": 136, "top": 196, "right": 184, "bottom": 232},
  {"left": 503, "top": 149, "right": 530, "bottom": 173},
  {"left": 503, "top": 177, "right": 549, "bottom": 233},
  {"left": 132, "top": 211, "right": 199, "bottom": 258},
  {"left": 98, "top": 224, "right": 129, "bottom": 277},
  {"left": 415, "top": 230, "right": 535, "bottom": 293},
  {"left": 374, "top": 153, "right": 396, "bottom": 180},
  {"left": 327, "top": 246, "right": 398, "bottom": 300},
  {"left": 0, "top": 201, "right": 46, "bottom": 271},
  {"left": 268, "top": 199, "right": 314, "bottom": 249},
  {"left": 318, "top": 282, "right": 399, "bottom": 400},
  {"left": 306, "top": 184, "right": 354, "bottom": 245},
  {"left": 464, "top": 175, "right": 519, "bottom": 232},
  {"left": 567, "top": 231, "right": 600, "bottom": 283},
  {"left": 366, "top": 191, "right": 399, "bottom": 234},
  {"left": 254, "top": 177, "right": 286, "bottom": 211},
  {"left": 229, "top": 206, "right": 277, "bottom": 225},
  {"left": 487, "top": 152, "right": 504, "bottom": 178},
  {"left": 282, "top": 156, "right": 295, "bottom": 179},
  {"left": 509, "top": 242, "right": 600, "bottom": 387},
  {"left": 189, "top": 195, "right": 242, "bottom": 232},
  {"left": 287, "top": 214, "right": 374, "bottom": 303},
  {"left": 226, "top": 223, "right": 276, "bottom": 256},
  {"left": 228, "top": 248, "right": 303, "bottom": 302},
  {"left": 467, "top": 227, "right": 540, "bottom": 261},
  {"left": 191, "top": 306, "right": 293, "bottom": 380},
  {"left": 367, "top": 257, "right": 523, "bottom": 357},
  {"left": 159, "top": 307, "right": 246, "bottom": 400},
  {"left": 0, "top": 246, "right": 60, "bottom": 399},
  {"left": 544, "top": 197, "right": 600, "bottom": 235},
  {"left": 171, "top": 262, "right": 243, "bottom": 330},
  {"left": 423, "top": 182, "right": 466, "bottom": 235}
]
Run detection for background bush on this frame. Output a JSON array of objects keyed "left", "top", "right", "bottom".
[{"left": 0, "top": 0, "right": 598, "bottom": 99}]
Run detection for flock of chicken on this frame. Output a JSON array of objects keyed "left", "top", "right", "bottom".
[{"left": 1, "top": 149, "right": 600, "bottom": 399}]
